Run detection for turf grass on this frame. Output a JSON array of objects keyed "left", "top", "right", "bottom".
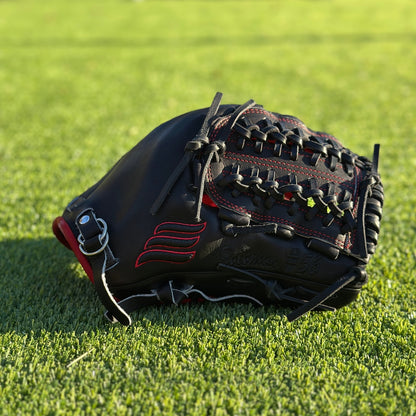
[{"left": 1, "top": 0, "right": 416, "bottom": 414}]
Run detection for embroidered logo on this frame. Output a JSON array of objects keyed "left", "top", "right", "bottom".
[{"left": 135, "top": 221, "right": 207, "bottom": 268}]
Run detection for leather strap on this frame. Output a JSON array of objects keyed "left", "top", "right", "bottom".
[{"left": 76, "top": 208, "right": 131, "bottom": 325}]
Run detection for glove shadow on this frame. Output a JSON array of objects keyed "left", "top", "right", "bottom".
[{"left": 0, "top": 237, "right": 107, "bottom": 335}]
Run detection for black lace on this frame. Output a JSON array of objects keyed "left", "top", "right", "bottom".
[
  {"left": 217, "top": 263, "right": 366, "bottom": 318},
  {"left": 149, "top": 93, "right": 382, "bottom": 321},
  {"left": 151, "top": 93, "right": 256, "bottom": 221},
  {"left": 232, "top": 117, "right": 361, "bottom": 175},
  {"left": 151, "top": 92, "right": 224, "bottom": 216},
  {"left": 218, "top": 263, "right": 371, "bottom": 321},
  {"left": 218, "top": 165, "right": 355, "bottom": 233}
]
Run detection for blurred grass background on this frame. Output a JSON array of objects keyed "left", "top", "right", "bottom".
[{"left": 1, "top": 0, "right": 415, "bottom": 414}]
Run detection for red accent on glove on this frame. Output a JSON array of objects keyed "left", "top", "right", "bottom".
[
  {"left": 202, "top": 193, "right": 218, "bottom": 208},
  {"left": 52, "top": 216, "right": 95, "bottom": 284}
]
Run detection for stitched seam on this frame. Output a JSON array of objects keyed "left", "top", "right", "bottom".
[
  {"left": 228, "top": 137, "right": 344, "bottom": 170},
  {"left": 220, "top": 168, "right": 349, "bottom": 195},
  {"left": 210, "top": 118, "right": 229, "bottom": 141},
  {"left": 144, "top": 236, "right": 200, "bottom": 250},
  {"left": 209, "top": 108, "right": 342, "bottom": 146},
  {"left": 218, "top": 176, "right": 344, "bottom": 227},
  {"left": 224, "top": 153, "right": 353, "bottom": 188},
  {"left": 155, "top": 221, "right": 207, "bottom": 235},
  {"left": 238, "top": 108, "right": 341, "bottom": 143},
  {"left": 208, "top": 170, "right": 345, "bottom": 247}
]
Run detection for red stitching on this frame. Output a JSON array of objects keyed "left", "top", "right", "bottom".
[
  {"left": 220, "top": 167, "right": 348, "bottom": 194},
  {"left": 136, "top": 221, "right": 206, "bottom": 268},
  {"left": 210, "top": 107, "right": 342, "bottom": 147},
  {"left": 154, "top": 221, "right": 207, "bottom": 235},
  {"left": 242, "top": 109, "right": 341, "bottom": 144},
  {"left": 207, "top": 171, "right": 345, "bottom": 247},
  {"left": 210, "top": 118, "right": 229, "bottom": 141},
  {"left": 218, "top": 173, "right": 344, "bottom": 226},
  {"left": 224, "top": 152, "right": 354, "bottom": 188},
  {"left": 135, "top": 249, "right": 196, "bottom": 268},
  {"left": 206, "top": 106, "right": 357, "bottom": 248},
  {"left": 144, "top": 235, "right": 200, "bottom": 250},
  {"left": 227, "top": 136, "right": 345, "bottom": 171}
]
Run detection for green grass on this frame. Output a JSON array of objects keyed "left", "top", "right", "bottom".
[{"left": 1, "top": 0, "right": 415, "bottom": 414}]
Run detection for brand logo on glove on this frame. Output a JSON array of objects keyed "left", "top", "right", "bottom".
[{"left": 135, "top": 221, "right": 207, "bottom": 268}]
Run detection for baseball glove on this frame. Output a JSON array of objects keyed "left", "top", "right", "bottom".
[{"left": 53, "top": 92, "right": 383, "bottom": 325}]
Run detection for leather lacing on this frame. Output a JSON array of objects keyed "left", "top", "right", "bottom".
[
  {"left": 151, "top": 93, "right": 256, "bottom": 222},
  {"left": 364, "top": 182, "right": 384, "bottom": 255},
  {"left": 150, "top": 92, "right": 383, "bottom": 322},
  {"left": 217, "top": 165, "right": 356, "bottom": 234},
  {"left": 231, "top": 116, "right": 363, "bottom": 176}
]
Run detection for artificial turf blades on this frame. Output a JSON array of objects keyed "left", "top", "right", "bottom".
[{"left": 1, "top": 0, "right": 415, "bottom": 414}]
